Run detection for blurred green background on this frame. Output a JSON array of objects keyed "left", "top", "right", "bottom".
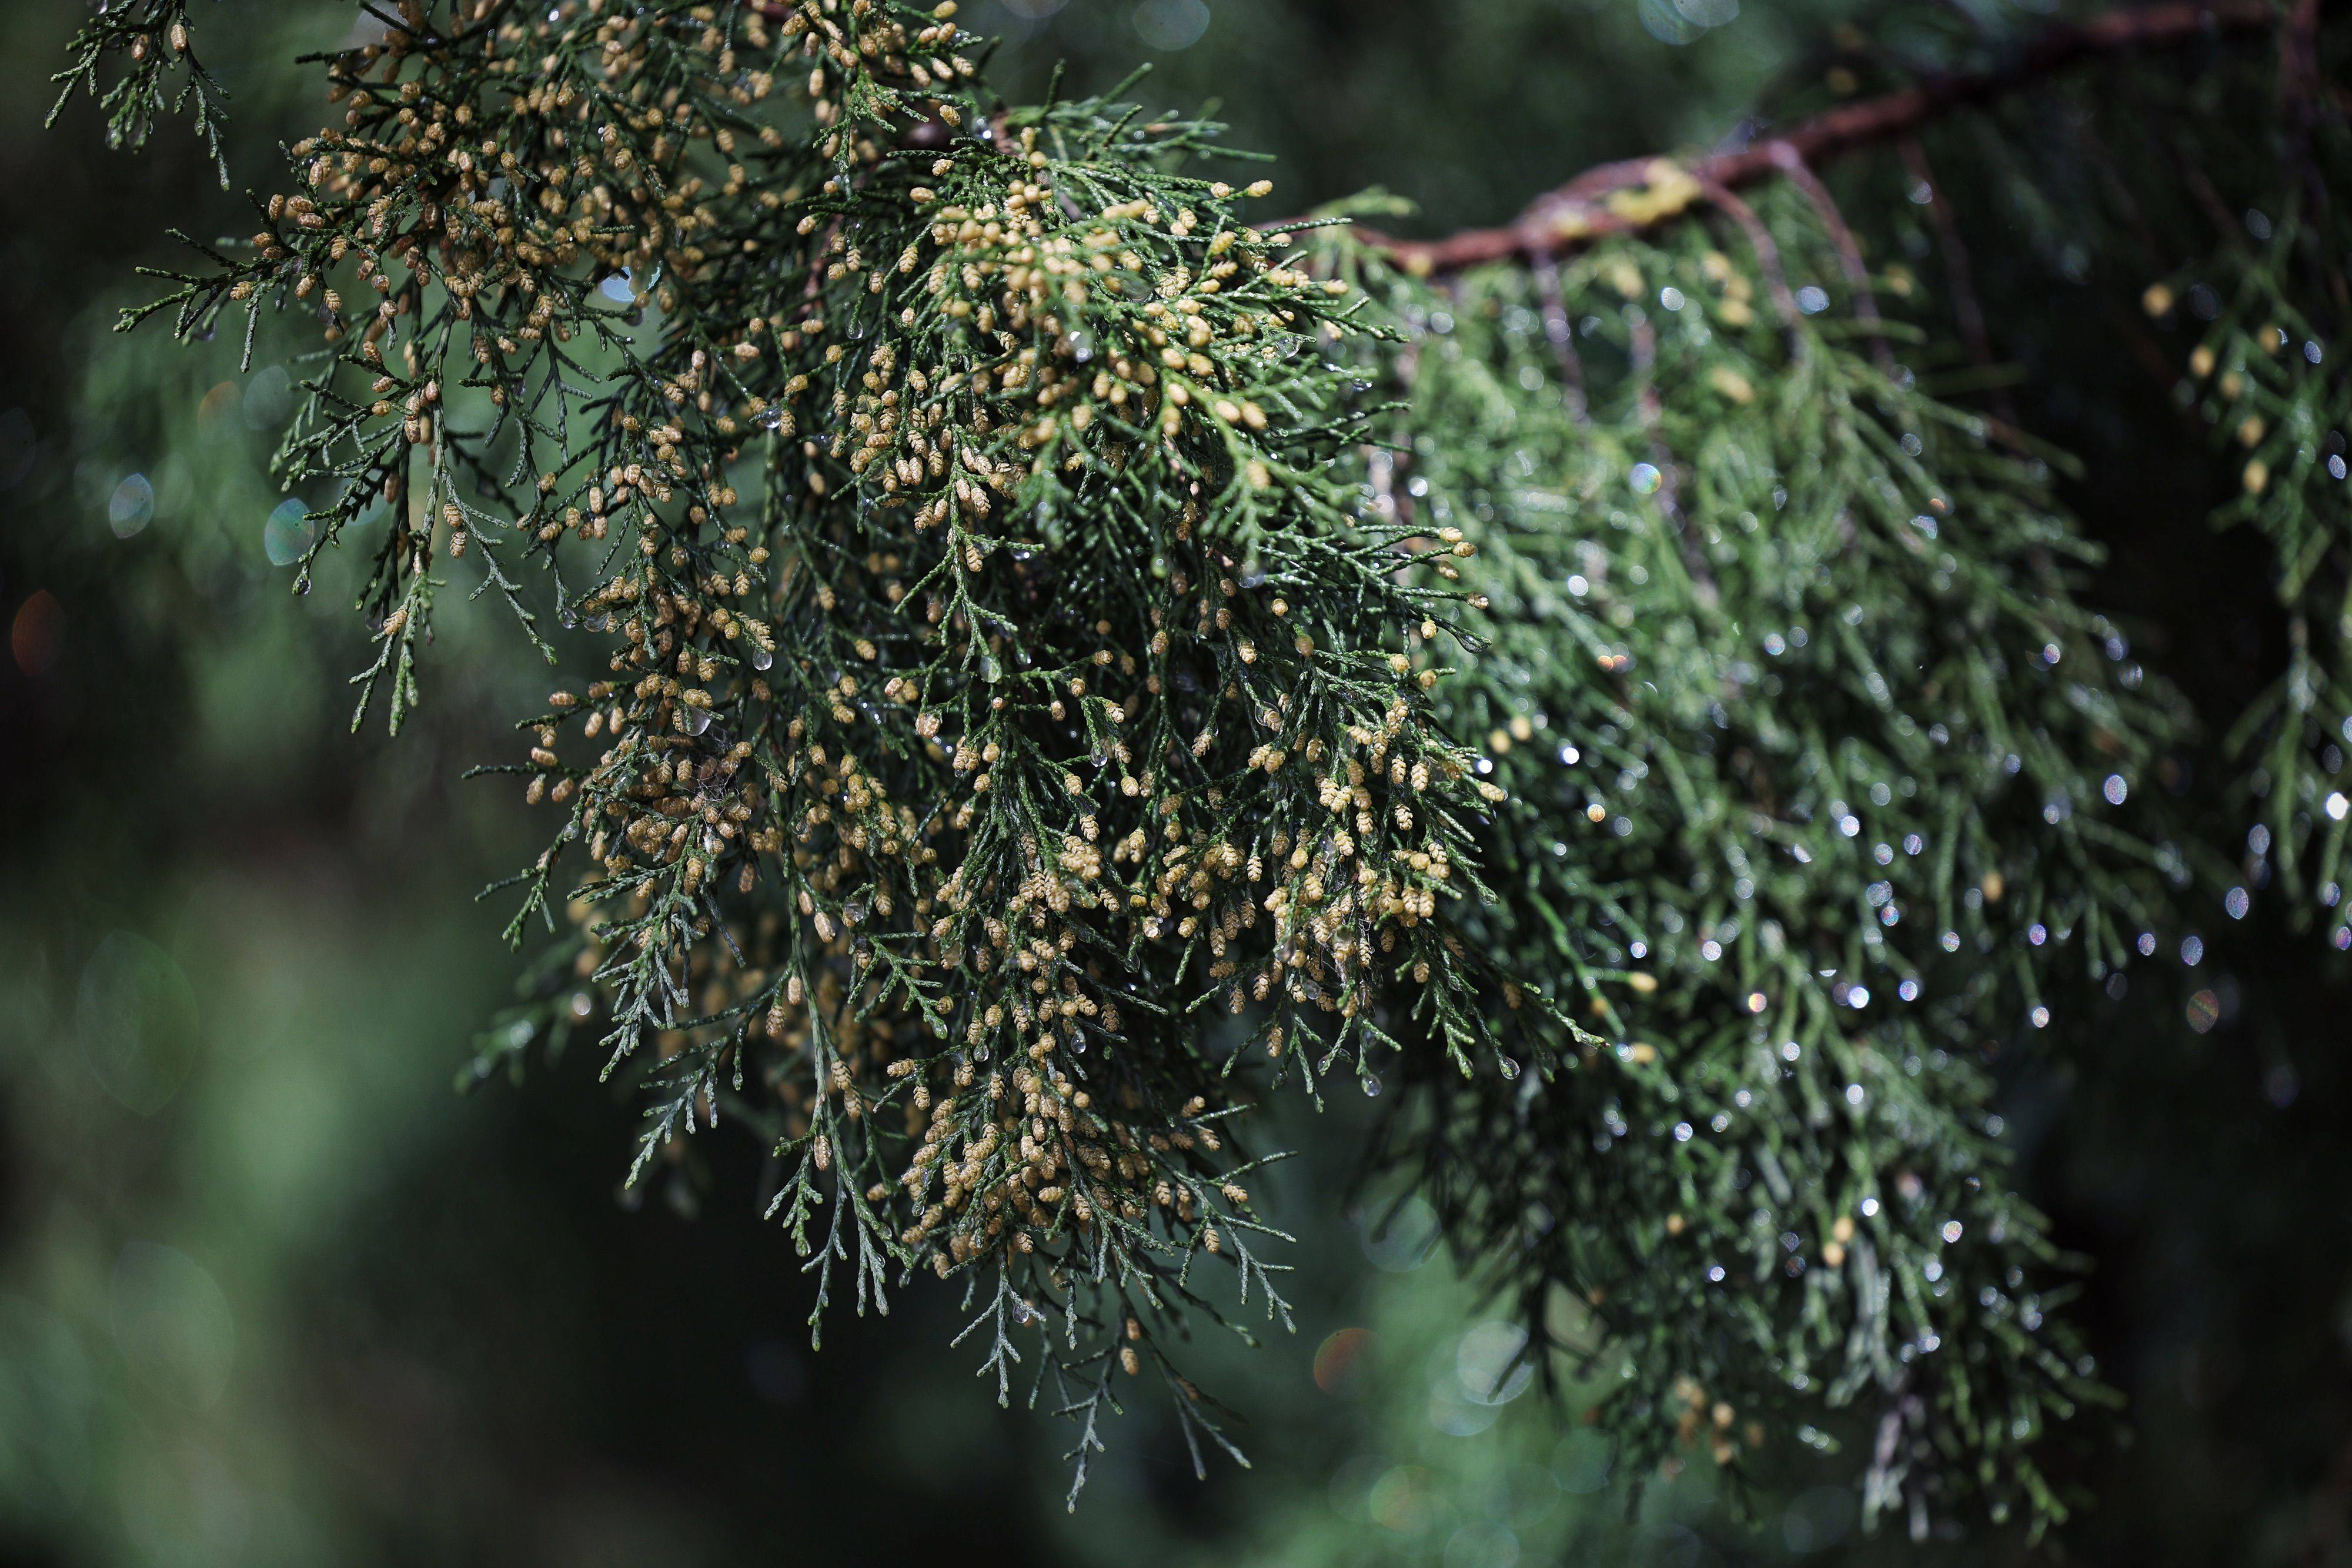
[{"left": 5, "top": 2, "right": 2350, "bottom": 1564}]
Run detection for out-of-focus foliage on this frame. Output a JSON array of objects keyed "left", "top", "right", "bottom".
[
  {"left": 8, "top": 1, "right": 2352, "bottom": 1566},
  {"left": 1338, "top": 202, "right": 2189, "bottom": 1529}
]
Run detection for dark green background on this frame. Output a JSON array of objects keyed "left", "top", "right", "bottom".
[{"left": 4, "top": 2, "right": 2346, "bottom": 1563}]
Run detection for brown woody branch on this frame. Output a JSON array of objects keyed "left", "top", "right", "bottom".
[
  {"left": 747, "top": 0, "right": 2286, "bottom": 276},
  {"left": 1358, "top": 0, "right": 2283, "bottom": 276}
]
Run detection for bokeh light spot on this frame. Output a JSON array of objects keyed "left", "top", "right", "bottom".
[{"left": 78, "top": 931, "right": 202, "bottom": 1115}]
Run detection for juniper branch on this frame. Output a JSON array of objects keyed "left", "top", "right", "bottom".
[{"left": 61, "top": 0, "right": 2352, "bottom": 1538}]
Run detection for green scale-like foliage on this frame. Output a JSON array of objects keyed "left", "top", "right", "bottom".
[
  {"left": 2179, "top": 210, "right": 2352, "bottom": 915},
  {"left": 1334, "top": 197, "right": 2193, "bottom": 1529},
  {"left": 52, "top": 0, "right": 2352, "bottom": 1539},
  {"left": 80, "top": 0, "right": 1558, "bottom": 1500}
]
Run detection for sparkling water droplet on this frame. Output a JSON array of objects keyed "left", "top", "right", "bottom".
[{"left": 750, "top": 644, "right": 773, "bottom": 671}]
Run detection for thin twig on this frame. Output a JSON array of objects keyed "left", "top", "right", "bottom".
[
  {"left": 1769, "top": 142, "right": 1893, "bottom": 367},
  {"left": 1692, "top": 175, "right": 1802, "bottom": 336},
  {"left": 1896, "top": 137, "right": 2014, "bottom": 423}
]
